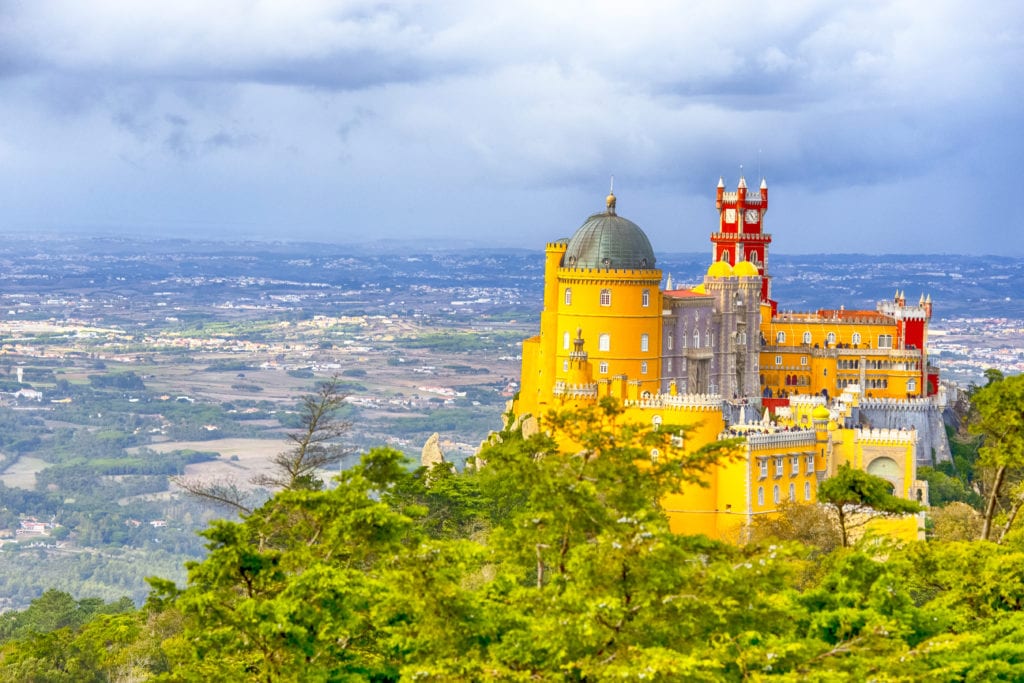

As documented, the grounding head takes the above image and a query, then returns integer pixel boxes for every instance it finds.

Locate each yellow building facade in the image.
[513,185,928,542]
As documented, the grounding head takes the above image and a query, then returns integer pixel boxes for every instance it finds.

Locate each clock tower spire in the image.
[710,175,774,308]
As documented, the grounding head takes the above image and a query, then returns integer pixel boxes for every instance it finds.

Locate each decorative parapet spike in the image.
[853,427,918,444]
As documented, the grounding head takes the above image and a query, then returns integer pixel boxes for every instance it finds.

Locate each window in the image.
[599,334,610,352]
[667,332,674,351]
[789,483,795,501]
[600,289,611,307]
[641,289,650,307]
[805,481,811,501]
[737,331,747,345]
[707,331,714,348]
[599,361,608,374]
[802,331,812,344]
[650,449,659,462]
[757,486,765,506]
[800,356,808,366]
[826,332,836,345]
[852,332,862,345]
[564,288,572,305]
[775,457,784,477]
[775,355,782,365]
[878,334,893,348]
[773,485,780,504]
[640,361,648,374]
[652,416,662,431]
[791,455,800,476]
[806,453,815,474]
[907,378,917,393]
[563,331,570,350]
[640,333,649,352]
[693,330,700,348]
[666,358,673,372]
[759,459,768,479]
[563,360,569,371]
[776,331,786,344]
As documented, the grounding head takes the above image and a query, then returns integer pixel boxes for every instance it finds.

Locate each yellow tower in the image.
[518,192,663,417]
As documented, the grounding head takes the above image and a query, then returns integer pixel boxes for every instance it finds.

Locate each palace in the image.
[513,179,944,541]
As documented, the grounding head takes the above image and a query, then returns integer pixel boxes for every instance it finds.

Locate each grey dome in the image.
[562,211,656,271]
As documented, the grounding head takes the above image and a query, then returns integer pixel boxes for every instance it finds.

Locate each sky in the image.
[1,1,1022,255]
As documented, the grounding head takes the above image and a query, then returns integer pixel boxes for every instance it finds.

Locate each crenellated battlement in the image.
[552,381,598,398]
[788,395,827,408]
[854,427,917,444]
[625,393,722,412]
[859,397,934,411]
[720,193,765,205]
[737,430,818,450]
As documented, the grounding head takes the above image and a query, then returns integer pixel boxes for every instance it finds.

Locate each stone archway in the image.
[866,456,903,496]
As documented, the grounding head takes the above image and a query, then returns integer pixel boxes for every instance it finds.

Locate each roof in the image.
[562,202,656,271]
[664,288,711,299]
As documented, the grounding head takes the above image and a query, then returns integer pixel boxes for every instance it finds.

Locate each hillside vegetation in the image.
[3,394,1024,681]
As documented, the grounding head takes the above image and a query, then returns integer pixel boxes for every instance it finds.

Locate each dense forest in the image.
[1,375,1024,680]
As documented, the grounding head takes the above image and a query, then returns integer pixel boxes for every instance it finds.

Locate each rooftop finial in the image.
[606,175,617,215]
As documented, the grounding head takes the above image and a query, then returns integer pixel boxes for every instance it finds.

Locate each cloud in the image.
[0,1,1022,253]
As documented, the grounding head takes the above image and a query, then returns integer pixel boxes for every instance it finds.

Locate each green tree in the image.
[817,464,922,547]
[970,373,1024,541]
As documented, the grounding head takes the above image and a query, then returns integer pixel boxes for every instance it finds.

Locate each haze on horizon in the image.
[1,1,1021,255]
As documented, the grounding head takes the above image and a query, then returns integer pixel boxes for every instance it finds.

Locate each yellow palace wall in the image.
[760,310,925,400]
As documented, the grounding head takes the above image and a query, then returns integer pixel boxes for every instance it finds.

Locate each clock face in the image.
[725,208,736,222]
[745,209,759,223]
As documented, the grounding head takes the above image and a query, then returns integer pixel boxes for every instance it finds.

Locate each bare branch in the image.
[172,476,253,515]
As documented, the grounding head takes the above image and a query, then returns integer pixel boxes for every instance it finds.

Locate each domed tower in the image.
[521,191,663,415]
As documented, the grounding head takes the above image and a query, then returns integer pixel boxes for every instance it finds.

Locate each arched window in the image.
[563,331,570,350]
[693,330,700,348]
[804,481,811,500]
[776,331,786,344]
[598,334,610,352]
[789,483,795,501]
[640,333,649,353]
[852,332,862,345]
[757,486,764,506]
[564,288,572,305]
[802,331,812,344]
[563,360,568,371]
[598,361,608,374]
[652,415,662,431]
[600,289,612,307]
[826,332,836,345]
[721,250,731,264]
[641,289,650,307]
[667,332,674,351]
[640,361,648,374]
[773,485,780,504]
[650,449,659,463]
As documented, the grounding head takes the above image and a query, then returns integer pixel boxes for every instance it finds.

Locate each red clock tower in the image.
[712,175,774,308]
